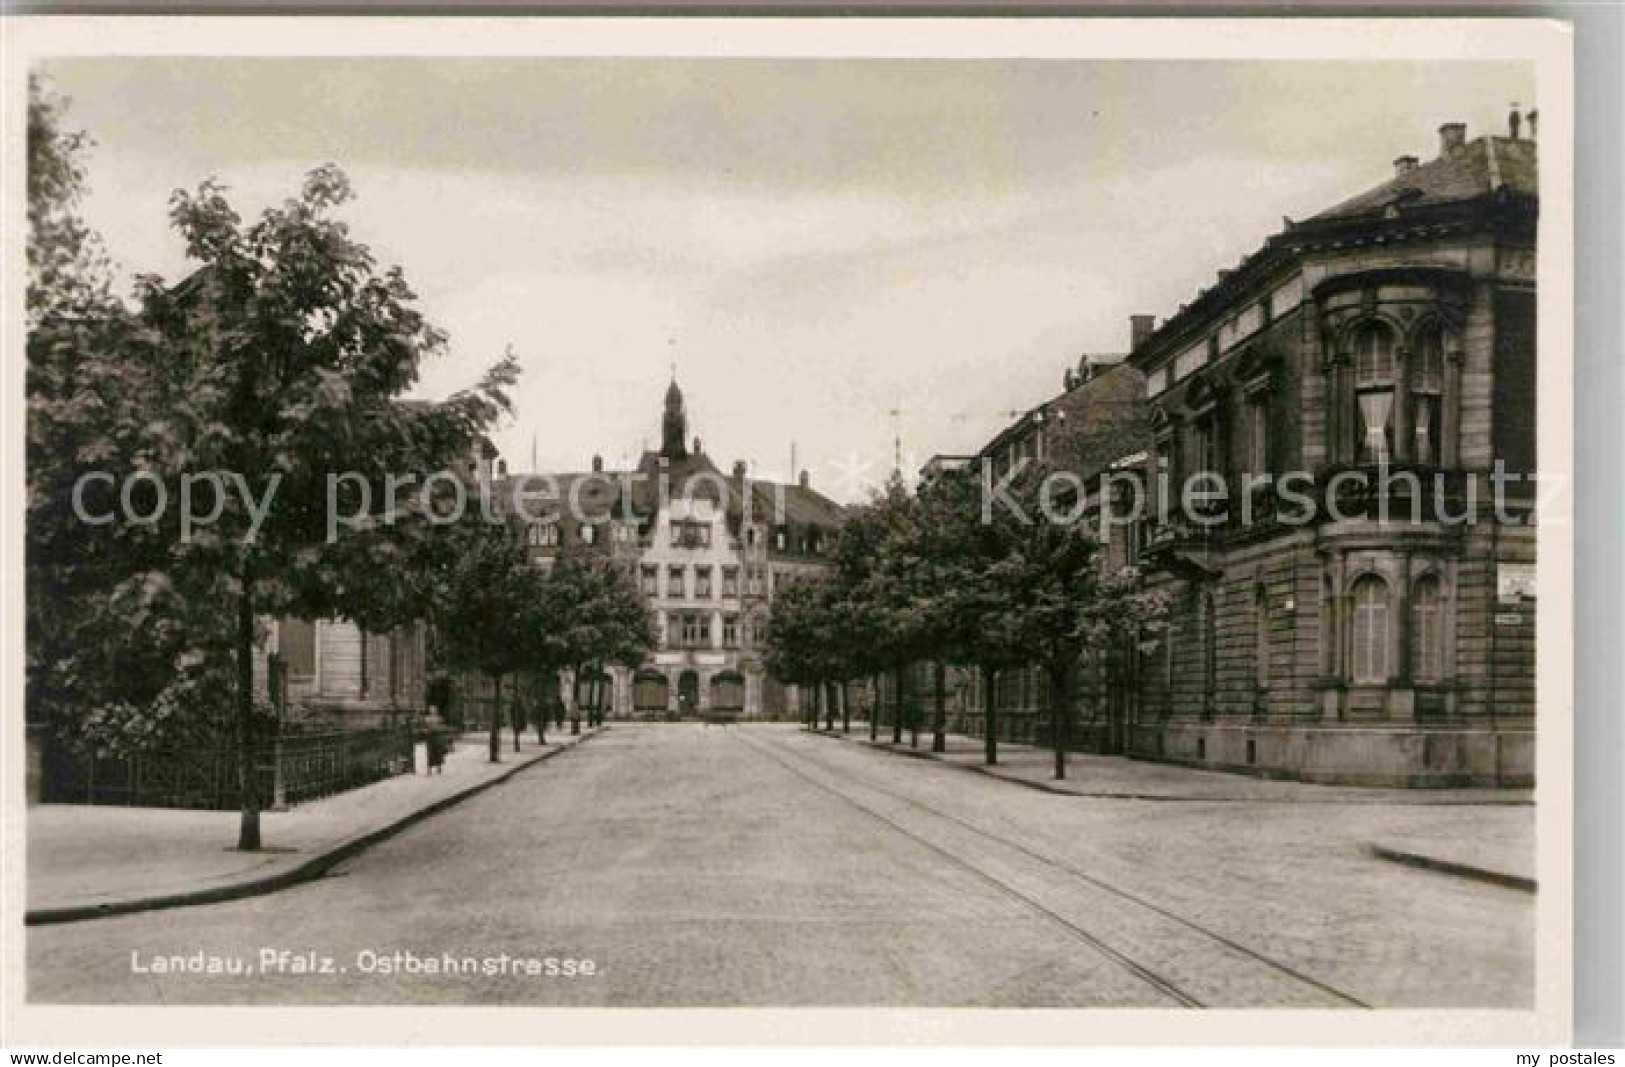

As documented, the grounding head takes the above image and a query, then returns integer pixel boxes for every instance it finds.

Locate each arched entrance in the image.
[710,670,745,712]
[677,670,700,716]
[633,669,669,716]
[574,668,611,721]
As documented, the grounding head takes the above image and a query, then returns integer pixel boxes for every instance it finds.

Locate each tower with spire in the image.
[661,375,689,460]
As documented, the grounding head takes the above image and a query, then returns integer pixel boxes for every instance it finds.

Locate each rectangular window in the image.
[747,567,764,596]
[670,520,711,548]
[1247,396,1269,477]
[679,613,711,647]
[667,566,685,597]
[278,619,316,679]
[695,566,713,598]
[641,565,658,596]
[723,615,739,648]
[721,566,739,597]
[1190,417,1214,479]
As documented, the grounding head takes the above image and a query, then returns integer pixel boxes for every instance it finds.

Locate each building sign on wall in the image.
[1497,563,1537,604]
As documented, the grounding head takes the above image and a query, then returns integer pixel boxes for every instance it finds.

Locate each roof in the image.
[1132,133,1539,367]
[494,450,845,534]
[980,359,1147,460]
[1310,137,1538,224]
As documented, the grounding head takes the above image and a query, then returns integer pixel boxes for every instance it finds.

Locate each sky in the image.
[42,58,1534,502]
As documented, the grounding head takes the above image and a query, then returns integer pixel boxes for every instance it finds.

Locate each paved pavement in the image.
[25,724,1533,1008]
[825,725,1534,805]
[28,729,595,920]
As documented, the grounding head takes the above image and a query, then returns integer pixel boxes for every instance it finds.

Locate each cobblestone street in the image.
[26,724,1534,1007]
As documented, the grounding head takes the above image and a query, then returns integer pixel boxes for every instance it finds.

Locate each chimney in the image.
[591,454,603,473]
[1438,122,1467,157]
[496,458,507,477]
[1508,104,1522,141]
[1130,314,1156,351]
[798,470,809,489]
[1393,154,1419,178]
[1527,109,1539,141]
[692,436,703,455]
[733,460,747,479]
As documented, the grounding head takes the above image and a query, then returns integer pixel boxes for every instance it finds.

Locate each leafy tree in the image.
[540,551,655,734]
[812,484,909,742]
[26,77,247,770]
[27,98,518,848]
[762,574,837,728]
[26,74,112,326]
[925,412,1166,778]
[427,515,550,764]
[899,466,1033,765]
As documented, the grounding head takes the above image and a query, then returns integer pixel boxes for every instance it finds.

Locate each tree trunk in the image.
[570,666,582,735]
[1050,659,1074,781]
[841,681,851,734]
[891,667,904,745]
[235,566,261,852]
[488,672,503,763]
[909,669,920,749]
[869,676,878,741]
[825,682,837,732]
[933,659,947,754]
[535,698,547,746]
[983,664,998,766]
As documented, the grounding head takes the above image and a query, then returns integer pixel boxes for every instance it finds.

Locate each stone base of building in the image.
[1125,721,1534,788]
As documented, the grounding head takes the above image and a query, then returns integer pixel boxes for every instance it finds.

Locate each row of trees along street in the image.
[427,522,656,764]
[765,426,1169,781]
[25,75,652,851]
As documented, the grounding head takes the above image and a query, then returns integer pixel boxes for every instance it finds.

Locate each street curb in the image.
[1369,843,1536,892]
[805,727,1535,807]
[25,729,602,927]
[808,728,1093,797]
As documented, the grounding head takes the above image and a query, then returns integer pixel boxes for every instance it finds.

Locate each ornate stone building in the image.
[1122,116,1538,785]
[506,378,845,719]
[932,113,1537,787]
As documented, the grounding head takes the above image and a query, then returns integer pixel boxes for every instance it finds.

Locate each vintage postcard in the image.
[2,15,1574,1048]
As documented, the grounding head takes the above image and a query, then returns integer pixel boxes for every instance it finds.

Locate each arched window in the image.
[1352,324,1397,464]
[1412,324,1446,465]
[1411,574,1446,683]
[1350,574,1391,684]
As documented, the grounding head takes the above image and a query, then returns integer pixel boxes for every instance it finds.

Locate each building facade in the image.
[504,378,845,720]
[1120,118,1536,786]
[935,115,1537,787]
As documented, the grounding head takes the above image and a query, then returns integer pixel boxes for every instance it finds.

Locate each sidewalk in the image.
[26,727,599,925]
[816,723,1534,806]
[816,724,1534,891]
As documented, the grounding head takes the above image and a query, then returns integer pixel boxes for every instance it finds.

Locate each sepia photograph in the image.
[3,15,1575,1048]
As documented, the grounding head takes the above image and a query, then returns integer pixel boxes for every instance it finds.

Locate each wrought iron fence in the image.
[41,725,416,811]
